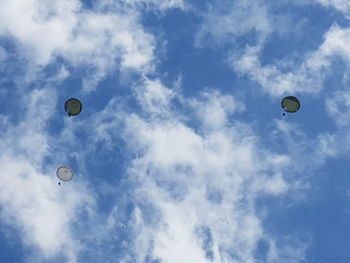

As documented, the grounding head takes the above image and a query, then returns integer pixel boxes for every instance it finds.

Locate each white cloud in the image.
[232,37,332,96]
[123,119,296,262]
[0,0,158,91]
[195,0,272,48]
[0,1,336,262]
[315,89,350,159]
[194,1,350,97]
[316,0,350,16]
[189,90,245,130]
[0,87,94,262]
[112,84,303,263]
[317,132,340,159]
[266,237,309,263]
[150,0,185,10]
[0,53,311,263]
[0,158,92,262]
[100,0,186,11]
[326,90,350,127]
[136,78,176,115]
[231,23,350,96]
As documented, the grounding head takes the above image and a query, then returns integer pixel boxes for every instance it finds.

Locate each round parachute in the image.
[64,98,82,117]
[281,96,300,113]
[56,166,73,182]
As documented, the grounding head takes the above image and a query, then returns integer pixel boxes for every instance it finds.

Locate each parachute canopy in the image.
[56,166,73,182]
[65,98,82,116]
[281,96,300,113]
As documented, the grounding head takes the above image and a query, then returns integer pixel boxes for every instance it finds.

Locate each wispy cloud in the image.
[195,0,272,48]
[316,0,350,16]
[0,0,158,91]
[0,87,94,262]
[111,82,304,263]
[1,0,348,262]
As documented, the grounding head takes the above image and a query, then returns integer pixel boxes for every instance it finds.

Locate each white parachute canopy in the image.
[56,166,73,182]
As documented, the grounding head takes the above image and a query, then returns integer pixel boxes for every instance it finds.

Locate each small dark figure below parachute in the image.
[65,98,82,117]
[56,166,73,185]
[281,96,300,116]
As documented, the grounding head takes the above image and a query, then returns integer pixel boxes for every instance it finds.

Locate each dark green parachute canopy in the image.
[56,166,73,182]
[65,98,82,116]
[281,96,300,113]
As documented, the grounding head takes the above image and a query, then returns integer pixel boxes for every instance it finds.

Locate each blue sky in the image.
[1,0,350,262]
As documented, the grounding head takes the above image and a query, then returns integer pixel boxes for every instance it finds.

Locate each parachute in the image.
[281,96,300,115]
[56,166,73,182]
[65,98,82,117]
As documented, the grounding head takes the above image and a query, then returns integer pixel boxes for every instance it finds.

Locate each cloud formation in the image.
[1,0,350,262]
[0,0,158,91]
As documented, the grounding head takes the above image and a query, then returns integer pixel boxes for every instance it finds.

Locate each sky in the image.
[1,0,350,262]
